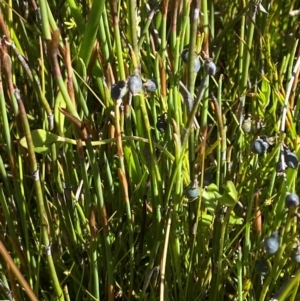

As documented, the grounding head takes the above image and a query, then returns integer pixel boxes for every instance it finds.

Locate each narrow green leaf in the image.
[224,181,238,202]
[218,195,237,207]
[78,0,105,68]
[20,129,61,153]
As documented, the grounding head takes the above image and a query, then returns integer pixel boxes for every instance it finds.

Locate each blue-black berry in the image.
[181,50,201,73]
[264,231,280,254]
[143,78,157,92]
[255,259,270,276]
[285,193,299,208]
[186,185,199,199]
[204,60,216,76]
[181,49,189,63]
[128,75,142,95]
[156,116,167,133]
[193,57,201,73]
[111,80,128,100]
[252,139,268,154]
[285,150,299,169]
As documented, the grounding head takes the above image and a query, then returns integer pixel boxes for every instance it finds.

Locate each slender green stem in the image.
[110,0,126,80]
[78,0,105,68]
[38,0,51,40]
[15,89,65,301]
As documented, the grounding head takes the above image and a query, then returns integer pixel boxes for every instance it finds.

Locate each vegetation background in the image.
[0,0,299,300]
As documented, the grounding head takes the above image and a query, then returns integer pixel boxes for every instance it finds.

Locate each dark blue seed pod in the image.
[181,50,201,73]
[285,150,299,169]
[193,57,201,73]
[204,60,217,76]
[285,193,299,208]
[128,75,142,95]
[252,139,267,154]
[181,49,189,63]
[255,259,270,276]
[156,119,167,133]
[186,186,199,199]
[264,231,280,254]
[111,80,128,100]
[143,78,157,92]
[262,141,269,151]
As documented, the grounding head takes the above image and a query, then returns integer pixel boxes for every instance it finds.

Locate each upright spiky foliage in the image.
[0,1,300,301]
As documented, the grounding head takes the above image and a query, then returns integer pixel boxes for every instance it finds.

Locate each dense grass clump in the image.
[0,1,300,301]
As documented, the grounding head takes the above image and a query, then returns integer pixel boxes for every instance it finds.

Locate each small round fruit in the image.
[181,49,189,63]
[260,136,270,150]
[285,150,299,169]
[262,141,269,151]
[111,80,128,100]
[186,186,200,199]
[264,231,280,254]
[252,139,268,154]
[285,193,299,208]
[143,78,157,92]
[128,75,142,95]
[255,259,270,276]
[193,57,201,73]
[156,118,167,133]
[204,60,217,76]
[181,50,201,73]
